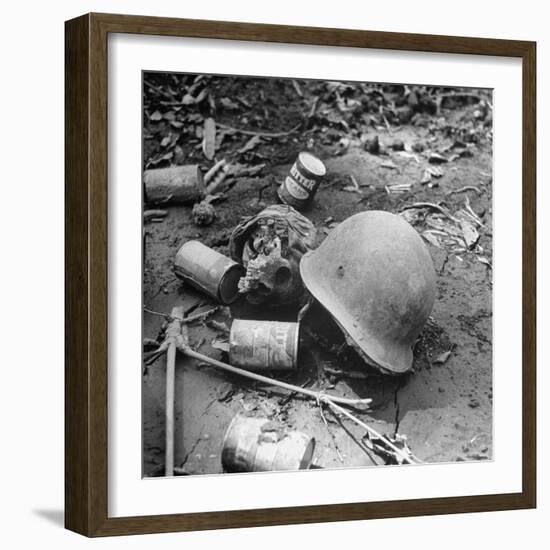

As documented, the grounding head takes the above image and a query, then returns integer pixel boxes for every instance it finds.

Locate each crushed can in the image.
[277,152,326,210]
[221,414,315,472]
[229,319,299,370]
[174,241,245,304]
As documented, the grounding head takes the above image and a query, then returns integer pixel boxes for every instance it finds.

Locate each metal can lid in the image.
[298,152,326,177]
[218,263,245,304]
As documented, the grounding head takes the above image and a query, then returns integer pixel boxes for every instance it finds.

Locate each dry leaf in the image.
[380,160,398,170]
[428,166,443,178]
[434,350,452,364]
[238,135,262,155]
[211,339,230,353]
[202,118,216,160]
[422,231,441,248]
[428,152,448,164]
[460,219,479,249]
[220,97,239,110]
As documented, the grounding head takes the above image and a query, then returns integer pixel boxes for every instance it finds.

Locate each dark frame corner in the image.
[65,12,536,537]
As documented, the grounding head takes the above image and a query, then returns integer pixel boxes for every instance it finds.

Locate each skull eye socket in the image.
[275,266,292,287]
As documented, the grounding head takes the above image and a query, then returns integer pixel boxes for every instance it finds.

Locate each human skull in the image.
[230,205,316,307]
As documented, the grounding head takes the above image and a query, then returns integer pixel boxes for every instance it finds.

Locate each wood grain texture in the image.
[64,12,537,537]
[65,14,90,535]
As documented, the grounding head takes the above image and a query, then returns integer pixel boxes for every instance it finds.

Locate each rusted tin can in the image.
[144,165,205,205]
[221,414,315,473]
[229,319,299,370]
[174,241,245,304]
[277,152,326,210]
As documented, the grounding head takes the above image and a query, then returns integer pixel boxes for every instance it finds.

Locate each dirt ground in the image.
[142,75,493,475]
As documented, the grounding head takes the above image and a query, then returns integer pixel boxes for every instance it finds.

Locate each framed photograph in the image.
[65,13,536,536]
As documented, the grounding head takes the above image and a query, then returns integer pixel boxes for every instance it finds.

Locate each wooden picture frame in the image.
[65,12,536,537]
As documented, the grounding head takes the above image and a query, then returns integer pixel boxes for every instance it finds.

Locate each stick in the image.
[326,401,416,465]
[179,346,372,408]
[165,339,176,476]
[216,122,301,138]
[164,306,185,476]
[183,307,219,324]
[445,185,481,196]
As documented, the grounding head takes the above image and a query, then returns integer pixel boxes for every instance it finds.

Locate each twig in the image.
[318,400,344,463]
[326,401,417,465]
[180,345,372,408]
[183,307,219,324]
[464,196,484,227]
[292,79,303,98]
[350,175,360,191]
[144,80,172,100]
[400,202,460,224]
[144,306,219,325]
[307,96,320,120]
[144,343,168,366]
[143,337,160,349]
[382,114,393,135]
[445,185,482,196]
[144,307,170,319]
[216,122,301,138]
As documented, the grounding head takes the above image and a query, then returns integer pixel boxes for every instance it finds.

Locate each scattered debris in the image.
[385,183,412,194]
[363,432,417,465]
[423,166,444,182]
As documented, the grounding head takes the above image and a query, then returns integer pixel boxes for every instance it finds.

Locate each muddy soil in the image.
[142,76,493,475]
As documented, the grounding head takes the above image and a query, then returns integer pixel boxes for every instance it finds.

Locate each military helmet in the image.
[300,210,436,374]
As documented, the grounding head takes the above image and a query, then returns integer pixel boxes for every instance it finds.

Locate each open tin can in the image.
[229,319,299,370]
[174,241,245,304]
[277,152,326,210]
[222,414,315,472]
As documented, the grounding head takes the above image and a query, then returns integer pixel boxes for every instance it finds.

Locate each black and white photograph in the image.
[141,71,493,477]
